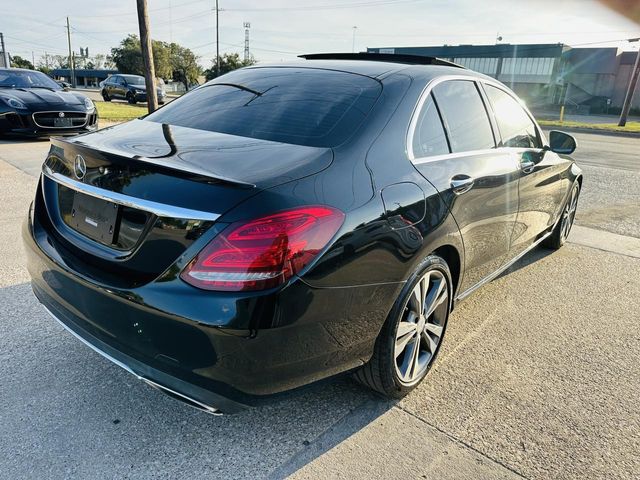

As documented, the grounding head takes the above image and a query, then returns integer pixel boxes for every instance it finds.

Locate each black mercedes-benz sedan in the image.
[0,68,98,137]
[23,53,582,414]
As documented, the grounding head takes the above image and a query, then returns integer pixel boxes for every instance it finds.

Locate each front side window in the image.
[145,67,382,148]
[484,84,541,148]
[122,75,145,85]
[432,80,495,153]
[412,94,449,158]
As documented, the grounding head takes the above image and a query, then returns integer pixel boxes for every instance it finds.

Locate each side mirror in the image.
[547,130,577,155]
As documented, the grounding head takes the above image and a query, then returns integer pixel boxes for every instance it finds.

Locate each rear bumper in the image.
[38,294,229,414]
[23,204,395,412]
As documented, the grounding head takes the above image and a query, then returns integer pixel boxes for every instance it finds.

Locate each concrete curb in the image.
[569,225,640,258]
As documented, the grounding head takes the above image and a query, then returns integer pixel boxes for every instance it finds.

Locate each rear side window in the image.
[432,80,495,153]
[412,94,450,158]
[145,68,382,147]
[484,84,541,148]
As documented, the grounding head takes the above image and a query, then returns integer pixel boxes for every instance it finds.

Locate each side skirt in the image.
[454,230,552,303]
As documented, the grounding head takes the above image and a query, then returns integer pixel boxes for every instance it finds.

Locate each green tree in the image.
[204,53,256,80]
[169,43,201,91]
[50,55,69,69]
[111,34,172,79]
[10,55,34,70]
[37,65,52,75]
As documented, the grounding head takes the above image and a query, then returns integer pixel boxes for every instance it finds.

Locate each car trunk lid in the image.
[36,120,333,287]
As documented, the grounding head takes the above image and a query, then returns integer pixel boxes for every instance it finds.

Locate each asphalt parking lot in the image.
[0,129,639,479]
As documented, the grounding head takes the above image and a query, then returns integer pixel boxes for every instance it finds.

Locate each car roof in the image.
[248,60,488,83]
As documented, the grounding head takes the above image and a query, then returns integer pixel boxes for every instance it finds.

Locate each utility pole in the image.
[243,22,250,62]
[618,37,640,127]
[215,0,220,77]
[136,0,158,112]
[0,33,9,68]
[32,51,35,69]
[66,17,76,87]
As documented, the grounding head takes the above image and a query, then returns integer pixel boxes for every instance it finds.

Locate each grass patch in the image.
[538,119,640,133]
[95,102,148,122]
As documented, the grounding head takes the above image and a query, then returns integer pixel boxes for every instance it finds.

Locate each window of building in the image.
[455,57,499,75]
[501,57,555,76]
[411,94,450,158]
[432,80,495,153]
[484,84,541,148]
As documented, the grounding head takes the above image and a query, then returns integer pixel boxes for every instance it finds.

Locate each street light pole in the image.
[215,0,220,77]
[352,26,357,53]
[618,37,640,127]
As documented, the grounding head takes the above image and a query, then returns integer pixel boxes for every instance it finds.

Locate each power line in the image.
[3,33,67,51]
[199,40,298,58]
[1,14,67,29]
[224,0,423,12]
[72,8,213,35]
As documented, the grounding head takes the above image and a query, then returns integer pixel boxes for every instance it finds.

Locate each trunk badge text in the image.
[73,154,86,180]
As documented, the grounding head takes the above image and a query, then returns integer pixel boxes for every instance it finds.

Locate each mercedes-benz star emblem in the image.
[74,154,87,180]
[58,112,65,118]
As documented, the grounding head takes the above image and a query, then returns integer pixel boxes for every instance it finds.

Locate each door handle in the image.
[450,175,474,195]
[521,159,535,174]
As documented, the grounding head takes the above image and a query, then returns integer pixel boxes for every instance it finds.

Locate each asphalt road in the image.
[0,129,639,479]
[555,130,640,172]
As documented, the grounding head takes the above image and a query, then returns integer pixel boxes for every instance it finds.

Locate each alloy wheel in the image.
[394,269,449,385]
[560,184,579,241]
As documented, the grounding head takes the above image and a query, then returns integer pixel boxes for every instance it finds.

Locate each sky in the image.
[3,0,639,69]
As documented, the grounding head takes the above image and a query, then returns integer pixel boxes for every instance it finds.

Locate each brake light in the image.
[180,206,345,291]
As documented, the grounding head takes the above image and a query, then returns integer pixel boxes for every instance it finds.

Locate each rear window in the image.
[145,67,382,147]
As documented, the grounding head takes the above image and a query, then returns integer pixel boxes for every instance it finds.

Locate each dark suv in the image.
[101,74,166,104]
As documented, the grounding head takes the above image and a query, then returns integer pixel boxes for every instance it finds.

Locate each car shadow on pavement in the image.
[494,245,556,282]
[0,281,393,479]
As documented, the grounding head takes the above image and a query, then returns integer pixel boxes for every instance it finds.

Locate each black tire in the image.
[543,181,580,250]
[127,92,136,104]
[101,90,111,102]
[354,255,452,398]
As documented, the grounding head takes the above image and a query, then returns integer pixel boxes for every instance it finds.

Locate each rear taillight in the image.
[180,205,345,291]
